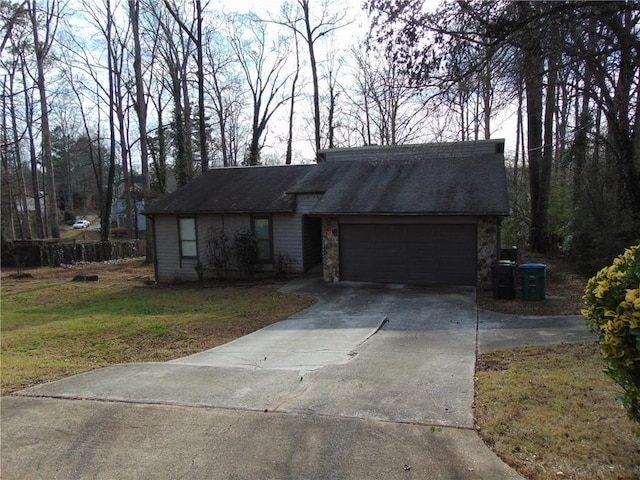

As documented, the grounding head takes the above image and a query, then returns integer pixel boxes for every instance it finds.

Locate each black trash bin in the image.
[491,260,516,300]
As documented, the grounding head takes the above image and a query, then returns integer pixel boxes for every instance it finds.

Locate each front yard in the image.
[2,257,639,479]
[0,260,315,394]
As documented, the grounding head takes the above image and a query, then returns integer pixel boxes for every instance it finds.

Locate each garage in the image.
[340,223,477,285]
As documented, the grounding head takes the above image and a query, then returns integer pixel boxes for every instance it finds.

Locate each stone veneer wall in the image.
[477,216,499,289]
[322,217,340,282]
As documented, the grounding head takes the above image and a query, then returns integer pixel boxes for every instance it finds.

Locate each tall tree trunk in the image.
[195,0,207,172]
[327,68,337,148]
[573,25,593,199]
[538,50,558,252]
[514,78,523,193]
[29,0,59,238]
[211,74,229,166]
[154,93,168,193]
[286,32,300,165]
[482,57,492,140]
[102,0,117,242]
[114,58,134,238]
[8,70,32,238]
[1,157,17,240]
[301,0,322,160]
[1,87,16,240]
[169,59,189,186]
[163,0,206,172]
[129,0,153,260]
[523,48,545,252]
[605,11,640,215]
[21,63,45,238]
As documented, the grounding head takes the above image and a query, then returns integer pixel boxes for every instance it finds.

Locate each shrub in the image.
[63,210,76,225]
[194,261,205,281]
[274,254,294,279]
[233,228,259,278]
[583,244,640,428]
[205,227,230,279]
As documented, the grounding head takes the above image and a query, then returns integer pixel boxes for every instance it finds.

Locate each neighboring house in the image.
[110,196,146,237]
[144,139,509,287]
[111,177,146,237]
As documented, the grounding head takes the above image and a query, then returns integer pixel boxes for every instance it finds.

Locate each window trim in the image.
[178,216,198,262]
[251,215,273,264]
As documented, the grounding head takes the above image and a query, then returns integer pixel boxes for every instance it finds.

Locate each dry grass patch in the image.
[1,260,315,394]
[476,342,640,480]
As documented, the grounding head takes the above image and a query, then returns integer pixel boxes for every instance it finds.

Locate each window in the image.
[179,217,197,258]
[252,216,272,263]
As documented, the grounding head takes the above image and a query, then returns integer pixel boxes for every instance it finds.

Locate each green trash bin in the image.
[519,263,546,300]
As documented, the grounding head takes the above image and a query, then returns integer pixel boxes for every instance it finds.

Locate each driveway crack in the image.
[355,316,388,347]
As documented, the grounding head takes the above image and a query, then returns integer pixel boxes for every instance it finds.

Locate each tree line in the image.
[2,0,638,267]
[368,0,640,266]
[1,0,435,246]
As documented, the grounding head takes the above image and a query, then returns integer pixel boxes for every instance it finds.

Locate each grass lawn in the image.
[476,342,640,480]
[1,260,315,394]
[3,257,640,479]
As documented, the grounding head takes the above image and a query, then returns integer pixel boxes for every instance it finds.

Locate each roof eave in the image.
[308,211,510,216]
[143,208,296,216]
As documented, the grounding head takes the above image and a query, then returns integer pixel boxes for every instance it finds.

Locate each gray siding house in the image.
[144,139,509,287]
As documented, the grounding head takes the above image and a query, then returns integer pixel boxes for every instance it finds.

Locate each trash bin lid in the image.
[519,263,546,269]
[493,260,516,265]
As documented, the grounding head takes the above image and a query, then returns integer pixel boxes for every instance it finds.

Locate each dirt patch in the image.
[2,260,154,286]
[476,358,509,372]
[7,272,34,280]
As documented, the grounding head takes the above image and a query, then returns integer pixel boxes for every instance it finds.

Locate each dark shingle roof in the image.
[144,141,509,217]
[290,154,509,216]
[318,139,504,162]
[144,164,314,214]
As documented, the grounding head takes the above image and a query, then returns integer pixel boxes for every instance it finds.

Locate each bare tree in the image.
[273,0,348,161]
[151,1,195,186]
[202,20,245,167]
[163,0,209,173]
[345,45,430,146]
[1,76,17,240]
[1,11,33,239]
[19,46,46,238]
[228,14,292,166]
[129,0,153,259]
[28,0,60,238]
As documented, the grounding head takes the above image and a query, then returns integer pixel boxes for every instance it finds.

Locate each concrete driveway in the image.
[2,276,532,479]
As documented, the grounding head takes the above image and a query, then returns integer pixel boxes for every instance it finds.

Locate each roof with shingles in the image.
[144,141,509,216]
[144,164,314,214]
[290,155,509,215]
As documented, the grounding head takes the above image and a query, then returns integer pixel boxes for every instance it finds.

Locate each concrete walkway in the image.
[1,275,595,479]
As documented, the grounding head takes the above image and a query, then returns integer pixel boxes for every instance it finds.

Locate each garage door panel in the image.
[340,224,476,285]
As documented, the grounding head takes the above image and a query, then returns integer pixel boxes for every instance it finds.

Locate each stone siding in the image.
[477,217,499,289]
[322,217,340,282]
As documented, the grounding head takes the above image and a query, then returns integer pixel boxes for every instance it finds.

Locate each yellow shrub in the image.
[583,244,640,427]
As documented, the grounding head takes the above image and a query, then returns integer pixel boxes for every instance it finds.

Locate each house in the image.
[143,139,509,287]
[110,177,147,237]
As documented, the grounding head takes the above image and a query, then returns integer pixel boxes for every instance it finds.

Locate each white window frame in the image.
[178,217,197,260]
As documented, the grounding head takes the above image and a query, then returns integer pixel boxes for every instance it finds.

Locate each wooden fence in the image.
[1,239,142,268]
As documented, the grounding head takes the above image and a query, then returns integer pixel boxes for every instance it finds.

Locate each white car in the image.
[72,220,90,229]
